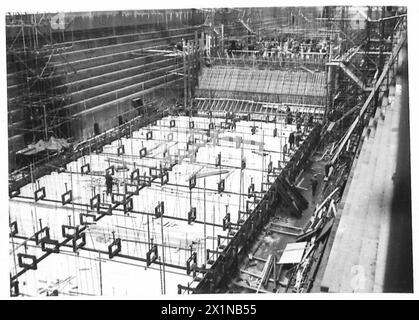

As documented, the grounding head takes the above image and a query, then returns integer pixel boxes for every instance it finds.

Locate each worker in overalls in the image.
[105,172,113,196]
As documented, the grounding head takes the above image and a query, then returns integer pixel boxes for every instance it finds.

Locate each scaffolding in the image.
[7,13,74,139]
[7,6,408,296]
[7,13,75,173]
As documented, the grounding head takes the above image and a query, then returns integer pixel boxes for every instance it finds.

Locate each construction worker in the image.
[288,131,295,150]
[303,114,309,133]
[310,175,319,199]
[308,113,314,127]
[286,111,293,125]
[296,117,302,132]
[296,111,301,123]
[105,172,113,196]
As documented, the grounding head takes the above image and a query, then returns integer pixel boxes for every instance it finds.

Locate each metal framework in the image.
[8,6,408,296]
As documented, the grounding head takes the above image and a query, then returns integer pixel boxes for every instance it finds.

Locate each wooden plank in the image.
[270,228,301,237]
[271,222,303,231]
[231,280,271,293]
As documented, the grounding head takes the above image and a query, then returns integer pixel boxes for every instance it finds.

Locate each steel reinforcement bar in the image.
[189,124,321,294]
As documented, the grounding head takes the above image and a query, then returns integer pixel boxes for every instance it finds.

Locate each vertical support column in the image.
[194,31,199,87]
[200,31,205,54]
[206,34,211,56]
[390,17,394,50]
[191,41,196,98]
[375,6,386,109]
[325,50,335,124]
[221,24,224,54]
[363,6,372,85]
[187,42,193,113]
[200,31,205,68]
[183,48,188,109]
[160,212,166,294]
[340,6,347,55]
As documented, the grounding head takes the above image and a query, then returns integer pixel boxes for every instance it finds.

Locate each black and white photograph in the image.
[2,1,416,300]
